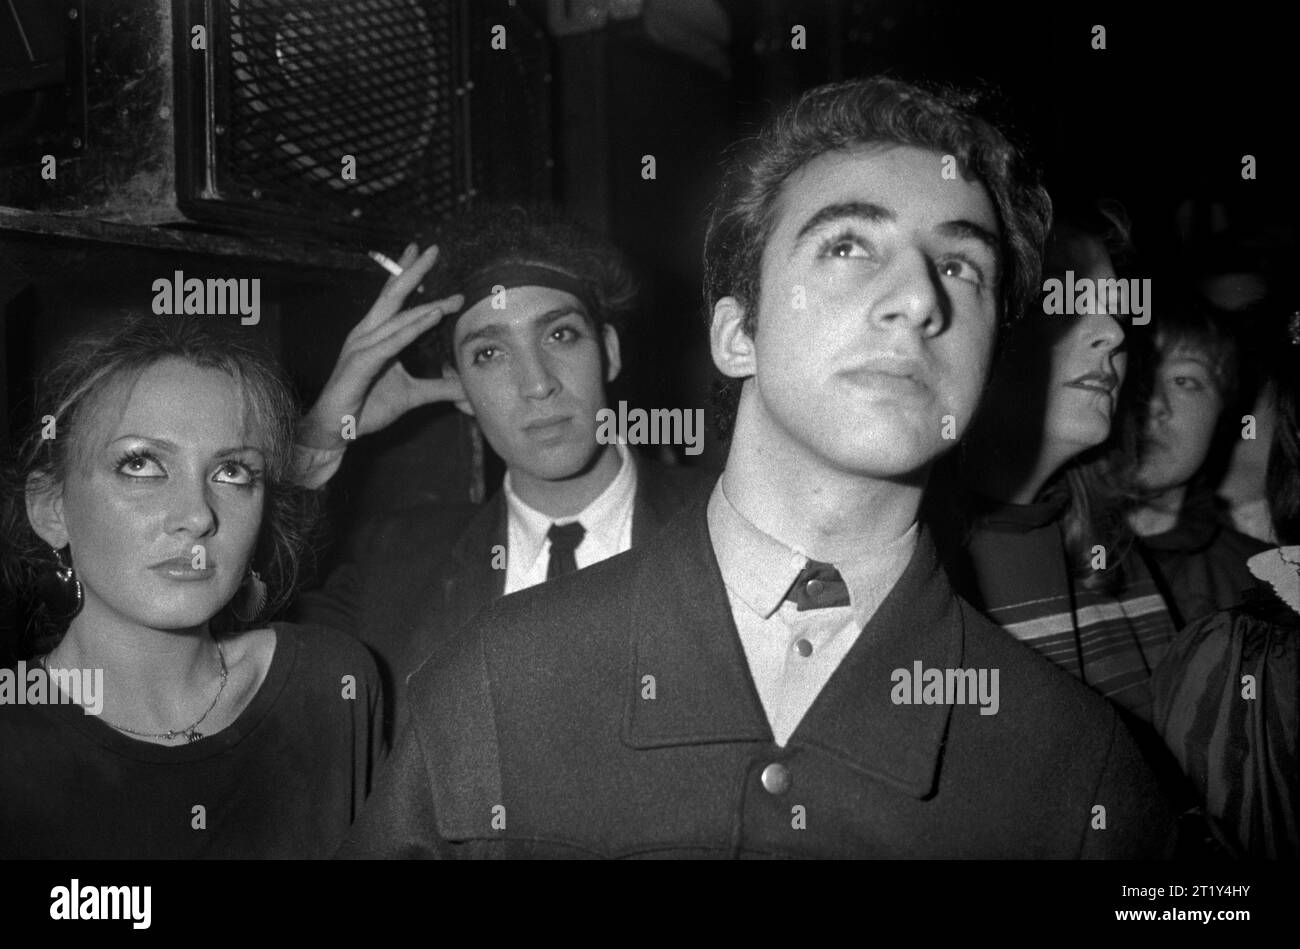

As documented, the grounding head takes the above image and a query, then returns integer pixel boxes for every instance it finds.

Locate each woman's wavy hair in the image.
[1030,200,1143,593]
[702,74,1053,439]
[0,315,319,649]
[931,197,1143,594]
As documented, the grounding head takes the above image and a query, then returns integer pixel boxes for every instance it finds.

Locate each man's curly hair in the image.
[403,203,639,375]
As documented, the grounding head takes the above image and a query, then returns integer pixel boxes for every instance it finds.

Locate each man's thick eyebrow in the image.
[794,202,894,243]
[936,219,1001,257]
[457,306,590,349]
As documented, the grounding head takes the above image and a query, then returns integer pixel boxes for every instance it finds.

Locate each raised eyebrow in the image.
[111,437,262,458]
[1164,354,1214,372]
[935,220,1001,260]
[794,202,895,246]
[459,305,592,353]
[214,446,266,460]
[536,305,591,327]
[110,435,178,452]
[456,323,507,351]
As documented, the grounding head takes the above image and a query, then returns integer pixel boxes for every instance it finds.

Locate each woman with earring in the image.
[0,316,383,858]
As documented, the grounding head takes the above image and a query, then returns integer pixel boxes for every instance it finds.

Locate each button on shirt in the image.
[503,443,638,595]
[707,481,919,746]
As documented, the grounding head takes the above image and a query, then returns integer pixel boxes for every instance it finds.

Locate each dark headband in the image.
[459,262,599,320]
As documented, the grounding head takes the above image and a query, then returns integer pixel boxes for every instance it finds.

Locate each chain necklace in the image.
[39,640,229,744]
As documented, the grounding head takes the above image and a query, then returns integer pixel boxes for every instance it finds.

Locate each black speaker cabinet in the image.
[0,0,552,243]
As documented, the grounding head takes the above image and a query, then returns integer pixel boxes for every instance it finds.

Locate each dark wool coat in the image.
[295,459,714,738]
[342,496,1177,858]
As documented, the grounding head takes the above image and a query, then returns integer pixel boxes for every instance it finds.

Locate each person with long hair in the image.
[933,198,1179,725]
[0,316,383,858]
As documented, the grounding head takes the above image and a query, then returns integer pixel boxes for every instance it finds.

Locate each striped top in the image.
[954,495,1178,723]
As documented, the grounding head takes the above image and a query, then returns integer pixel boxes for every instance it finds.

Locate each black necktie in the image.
[784,560,851,611]
[546,521,586,579]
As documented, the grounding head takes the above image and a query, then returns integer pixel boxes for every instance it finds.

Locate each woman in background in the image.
[934,198,1177,724]
[1124,289,1269,628]
[0,316,383,858]
[1152,319,1300,859]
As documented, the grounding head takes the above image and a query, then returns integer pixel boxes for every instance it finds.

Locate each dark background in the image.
[2,0,1295,654]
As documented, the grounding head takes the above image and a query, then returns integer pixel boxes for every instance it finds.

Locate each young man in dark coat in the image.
[342,77,1178,858]
[292,207,713,737]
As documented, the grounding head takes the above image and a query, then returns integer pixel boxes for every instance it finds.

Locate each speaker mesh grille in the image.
[221,0,460,224]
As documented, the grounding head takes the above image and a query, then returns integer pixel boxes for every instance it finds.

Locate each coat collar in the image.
[622,495,964,799]
[443,492,508,624]
[630,456,702,545]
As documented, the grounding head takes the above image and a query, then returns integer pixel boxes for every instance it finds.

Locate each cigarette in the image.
[368,250,404,276]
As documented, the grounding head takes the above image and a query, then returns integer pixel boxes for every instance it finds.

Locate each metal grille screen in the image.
[217,0,462,227]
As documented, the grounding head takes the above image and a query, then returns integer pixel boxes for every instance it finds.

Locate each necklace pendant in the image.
[185,730,202,743]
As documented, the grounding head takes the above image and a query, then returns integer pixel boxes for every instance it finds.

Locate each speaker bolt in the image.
[252,189,263,199]
[68,8,78,19]
[215,124,226,136]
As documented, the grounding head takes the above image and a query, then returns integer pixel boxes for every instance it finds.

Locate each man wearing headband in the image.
[292,204,713,738]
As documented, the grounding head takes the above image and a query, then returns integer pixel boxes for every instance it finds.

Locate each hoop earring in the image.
[36,545,84,621]
[231,568,268,624]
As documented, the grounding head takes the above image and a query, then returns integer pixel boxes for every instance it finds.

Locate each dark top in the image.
[1153,587,1299,859]
[1139,485,1272,630]
[293,456,715,740]
[341,496,1177,859]
[0,623,383,859]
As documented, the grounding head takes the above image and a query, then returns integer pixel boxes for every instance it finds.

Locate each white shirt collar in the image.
[706,478,918,630]
[503,442,638,576]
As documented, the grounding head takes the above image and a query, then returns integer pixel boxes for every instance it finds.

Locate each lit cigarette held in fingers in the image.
[369,249,427,294]
[368,250,405,276]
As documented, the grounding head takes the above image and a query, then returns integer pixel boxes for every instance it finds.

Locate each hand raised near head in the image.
[298,244,465,451]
